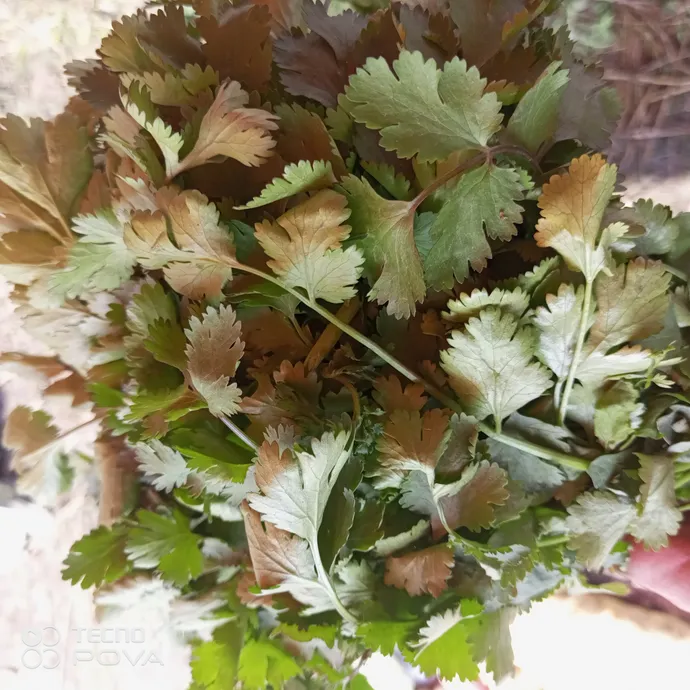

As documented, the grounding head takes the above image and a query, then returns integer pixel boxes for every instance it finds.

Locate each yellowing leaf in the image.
[378,408,449,472]
[384,544,453,597]
[235,160,335,210]
[535,154,619,280]
[441,308,552,425]
[425,164,525,290]
[341,175,425,318]
[587,258,670,353]
[0,113,92,234]
[185,304,245,417]
[125,191,238,299]
[255,190,364,303]
[630,454,681,550]
[342,51,502,162]
[174,81,279,175]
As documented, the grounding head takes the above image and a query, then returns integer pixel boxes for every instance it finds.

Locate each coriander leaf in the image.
[467,607,516,682]
[191,622,244,690]
[566,492,636,570]
[50,210,135,298]
[238,640,301,690]
[185,304,245,417]
[361,161,412,201]
[586,258,670,353]
[248,431,352,544]
[135,439,190,491]
[425,164,525,290]
[3,406,57,458]
[432,460,509,537]
[414,606,480,682]
[173,81,279,175]
[506,62,569,153]
[535,283,592,380]
[342,51,502,161]
[340,175,425,318]
[0,112,91,229]
[126,191,238,299]
[235,160,336,210]
[594,381,644,450]
[445,287,529,324]
[535,154,619,281]
[255,190,364,303]
[384,543,453,597]
[356,621,417,655]
[241,502,316,589]
[62,524,131,588]
[144,318,187,370]
[125,509,203,585]
[276,623,338,646]
[440,308,552,424]
[630,454,681,549]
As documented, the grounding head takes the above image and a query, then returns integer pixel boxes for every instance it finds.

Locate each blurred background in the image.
[1,1,690,689]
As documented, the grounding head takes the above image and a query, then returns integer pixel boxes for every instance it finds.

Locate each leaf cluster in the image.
[1,0,689,688]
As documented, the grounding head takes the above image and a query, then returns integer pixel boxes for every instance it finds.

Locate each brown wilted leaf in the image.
[198,5,273,93]
[432,460,510,538]
[378,408,450,470]
[185,304,245,417]
[250,0,304,33]
[0,230,62,266]
[373,376,426,413]
[255,190,363,303]
[3,406,58,459]
[384,543,453,597]
[173,81,279,174]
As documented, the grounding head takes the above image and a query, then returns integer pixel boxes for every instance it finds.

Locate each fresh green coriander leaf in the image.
[275,623,338,646]
[361,161,413,201]
[507,63,569,153]
[340,175,425,318]
[125,509,203,585]
[356,620,417,655]
[144,318,187,370]
[342,51,502,162]
[191,621,243,690]
[414,605,480,682]
[238,639,301,689]
[235,160,335,209]
[425,164,525,290]
[62,524,131,588]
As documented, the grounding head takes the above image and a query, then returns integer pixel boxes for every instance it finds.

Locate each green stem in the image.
[558,277,593,426]
[662,263,688,282]
[537,534,570,548]
[233,264,590,472]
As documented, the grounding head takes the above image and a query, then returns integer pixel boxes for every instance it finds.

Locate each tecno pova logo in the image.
[21,627,61,669]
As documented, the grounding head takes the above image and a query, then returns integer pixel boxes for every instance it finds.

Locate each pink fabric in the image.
[628,520,690,613]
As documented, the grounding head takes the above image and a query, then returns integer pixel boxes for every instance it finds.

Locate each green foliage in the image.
[0,1,683,687]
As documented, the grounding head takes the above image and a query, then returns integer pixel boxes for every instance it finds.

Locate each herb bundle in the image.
[2,0,690,687]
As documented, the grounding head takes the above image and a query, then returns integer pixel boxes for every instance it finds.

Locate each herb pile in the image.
[2,0,690,686]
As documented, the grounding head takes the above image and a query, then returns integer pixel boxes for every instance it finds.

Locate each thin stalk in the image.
[219,414,258,452]
[232,263,590,471]
[558,278,593,426]
[537,534,570,548]
[662,263,688,282]
[408,152,487,212]
[311,540,358,624]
